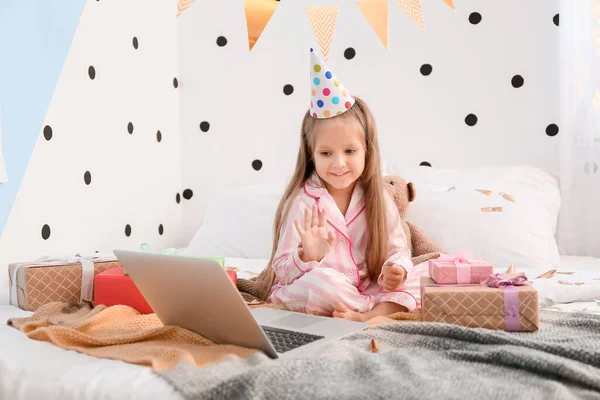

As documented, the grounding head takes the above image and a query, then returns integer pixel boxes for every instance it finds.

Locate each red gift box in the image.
[93,266,153,313]
[93,266,238,314]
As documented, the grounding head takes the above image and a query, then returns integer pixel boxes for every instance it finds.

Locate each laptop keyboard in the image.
[261,326,325,353]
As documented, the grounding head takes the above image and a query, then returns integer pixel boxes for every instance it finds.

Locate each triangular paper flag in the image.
[244,0,280,51]
[395,0,425,32]
[177,0,196,17]
[357,0,389,49]
[305,6,340,61]
[443,0,456,9]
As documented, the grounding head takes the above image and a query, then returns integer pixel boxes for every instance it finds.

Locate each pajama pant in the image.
[268,261,429,316]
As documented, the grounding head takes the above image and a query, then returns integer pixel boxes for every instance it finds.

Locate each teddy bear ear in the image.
[407,182,416,202]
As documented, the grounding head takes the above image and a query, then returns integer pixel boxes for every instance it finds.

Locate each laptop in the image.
[113,250,369,358]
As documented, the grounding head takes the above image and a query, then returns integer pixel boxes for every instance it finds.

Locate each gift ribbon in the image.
[481,273,530,332]
[421,273,530,332]
[9,253,117,307]
[140,243,179,255]
[437,250,475,284]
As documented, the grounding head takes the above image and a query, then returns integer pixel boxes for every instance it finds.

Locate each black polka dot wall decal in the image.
[158,224,164,235]
[132,37,139,49]
[216,36,228,47]
[511,75,524,88]
[465,114,478,126]
[252,159,263,171]
[84,171,92,185]
[157,130,162,142]
[420,161,432,167]
[283,84,294,95]
[183,189,194,200]
[176,193,181,204]
[41,224,51,240]
[199,121,210,132]
[344,47,356,60]
[584,162,599,175]
[43,125,53,141]
[173,77,178,88]
[546,124,559,137]
[88,66,96,80]
[125,224,132,237]
[469,12,482,25]
[554,14,559,26]
[128,122,134,134]
[420,64,433,76]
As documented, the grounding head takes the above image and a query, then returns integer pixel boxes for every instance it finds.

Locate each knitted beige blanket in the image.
[7,302,421,372]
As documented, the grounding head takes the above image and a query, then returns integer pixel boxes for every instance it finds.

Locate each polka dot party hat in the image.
[309,48,355,119]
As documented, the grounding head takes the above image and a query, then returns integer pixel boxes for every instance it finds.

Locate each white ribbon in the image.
[9,253,117,307]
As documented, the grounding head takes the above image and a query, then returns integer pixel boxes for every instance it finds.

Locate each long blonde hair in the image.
[253,97,389,300]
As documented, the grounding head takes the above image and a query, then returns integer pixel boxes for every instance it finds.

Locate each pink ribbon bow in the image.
[437,250,474,265]
[480,273,529,332]
[437,250,475,284]
[481,273,529,288]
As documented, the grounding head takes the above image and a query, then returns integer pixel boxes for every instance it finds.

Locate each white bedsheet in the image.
[530,255,600,314]
[0,306,182,400]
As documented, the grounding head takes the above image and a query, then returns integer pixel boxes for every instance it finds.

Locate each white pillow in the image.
[184,165,562,273]
[182,183,283,259]
[384,165,562,271]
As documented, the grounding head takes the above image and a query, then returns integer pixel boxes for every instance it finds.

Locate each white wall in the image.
[0,0,566,303]
[0,0,181,303]
[178,0,562,242]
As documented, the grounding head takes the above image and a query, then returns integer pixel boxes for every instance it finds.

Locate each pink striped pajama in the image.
[268,174,428,315]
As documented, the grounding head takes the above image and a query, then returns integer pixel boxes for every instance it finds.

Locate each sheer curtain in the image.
[557,0,600,257]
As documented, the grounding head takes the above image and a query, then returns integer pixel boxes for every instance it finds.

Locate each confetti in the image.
[536,269,557,279]
[500,192,516,203]
[481,207,503,212]
[370,338,380,353]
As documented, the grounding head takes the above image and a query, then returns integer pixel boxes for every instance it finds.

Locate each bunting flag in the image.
[305,6,340,61]
[395,0,425,31]
[356,0,389,49]
[176,0,196,17]
[442,0,456,9]
[244,0,280,51]
[395,0,456,31]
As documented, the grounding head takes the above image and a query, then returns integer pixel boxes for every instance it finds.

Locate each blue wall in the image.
[0,0,86,237]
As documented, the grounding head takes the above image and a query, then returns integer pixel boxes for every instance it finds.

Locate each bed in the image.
[2,254,599,399]
[2,166,600,399]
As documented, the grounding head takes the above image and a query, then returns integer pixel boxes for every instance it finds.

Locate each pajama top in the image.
[268,173,421,314]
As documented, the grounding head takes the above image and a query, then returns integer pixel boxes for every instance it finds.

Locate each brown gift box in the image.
[420,275,540,332]
[8,256,121,312]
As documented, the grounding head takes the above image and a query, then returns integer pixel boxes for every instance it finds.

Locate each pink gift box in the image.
[429,251,494,284]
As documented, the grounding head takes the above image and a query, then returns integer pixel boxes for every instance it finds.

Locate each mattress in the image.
[0,255,598,399]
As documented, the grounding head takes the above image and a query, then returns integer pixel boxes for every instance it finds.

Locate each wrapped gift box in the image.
[429,251,494,284]
[420,275,540,332]
[94,266,154,314]
[94,266,238,314]
[8,255,120,312]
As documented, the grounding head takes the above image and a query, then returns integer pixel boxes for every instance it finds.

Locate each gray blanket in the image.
[159,311,600,399]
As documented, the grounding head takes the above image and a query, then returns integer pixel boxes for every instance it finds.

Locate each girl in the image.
[254,49,423,321]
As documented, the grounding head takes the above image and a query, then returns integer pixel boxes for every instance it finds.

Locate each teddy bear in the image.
[383,175,443,266]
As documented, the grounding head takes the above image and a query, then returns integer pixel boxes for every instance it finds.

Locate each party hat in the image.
[309,48,355,119]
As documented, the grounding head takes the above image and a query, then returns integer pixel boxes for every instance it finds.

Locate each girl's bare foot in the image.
[332,302,408,322]
[332,303,368,322]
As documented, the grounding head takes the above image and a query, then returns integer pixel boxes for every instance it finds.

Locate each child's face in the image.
[312,117,366,194]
